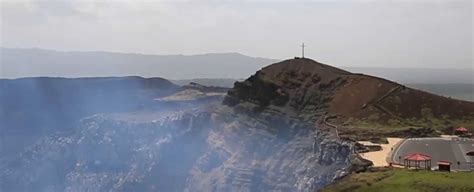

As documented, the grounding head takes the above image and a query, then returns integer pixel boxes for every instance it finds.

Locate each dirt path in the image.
[322,115,339,139]
[358,138,403,167]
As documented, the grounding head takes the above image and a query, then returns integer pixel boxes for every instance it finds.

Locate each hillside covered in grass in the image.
[323,168,474,192]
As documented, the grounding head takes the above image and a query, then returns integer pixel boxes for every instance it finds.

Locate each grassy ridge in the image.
[323,168,474,192]
[343,115,474,135]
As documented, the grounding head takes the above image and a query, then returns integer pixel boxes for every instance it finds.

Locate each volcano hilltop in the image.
[225,58,474,141]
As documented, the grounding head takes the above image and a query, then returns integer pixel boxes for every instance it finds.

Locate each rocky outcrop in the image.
[354,142,383,153]
[157,82,227,103]
[224,58,348,123]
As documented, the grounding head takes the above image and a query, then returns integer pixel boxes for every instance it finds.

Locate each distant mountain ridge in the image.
[2,48,473,84]
[0,48,277,79]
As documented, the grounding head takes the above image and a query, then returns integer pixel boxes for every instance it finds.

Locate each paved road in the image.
[391,137,474,170]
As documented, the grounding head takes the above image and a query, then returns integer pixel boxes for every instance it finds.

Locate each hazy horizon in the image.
[3,47,474,70]
[1,0,473,69]
[2,47,473,84]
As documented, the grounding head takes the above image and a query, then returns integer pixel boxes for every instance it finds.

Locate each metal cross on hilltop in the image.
[301,43,306,58]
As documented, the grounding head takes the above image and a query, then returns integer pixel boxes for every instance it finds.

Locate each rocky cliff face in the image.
[1,59,371,191]
[0,107,364,191]
[186,107,363,191]
[1,109,213,191]
[223,58,348,122]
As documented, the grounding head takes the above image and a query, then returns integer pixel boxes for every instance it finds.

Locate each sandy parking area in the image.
[391,137,474,170]
[358,138,403,167]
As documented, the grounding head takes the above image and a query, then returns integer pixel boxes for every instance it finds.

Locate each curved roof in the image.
[456,127,468,132]
[437,160,451,165]
[404,153,431,161]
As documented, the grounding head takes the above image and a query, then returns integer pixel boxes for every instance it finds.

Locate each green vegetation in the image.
[406,117,474,132]
[323,168,474,192]
[338,115,474,142]
[345,117,412,131]
[344,115,474,134]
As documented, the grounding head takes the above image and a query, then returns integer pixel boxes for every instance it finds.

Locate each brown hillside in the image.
[224,58,474,132]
